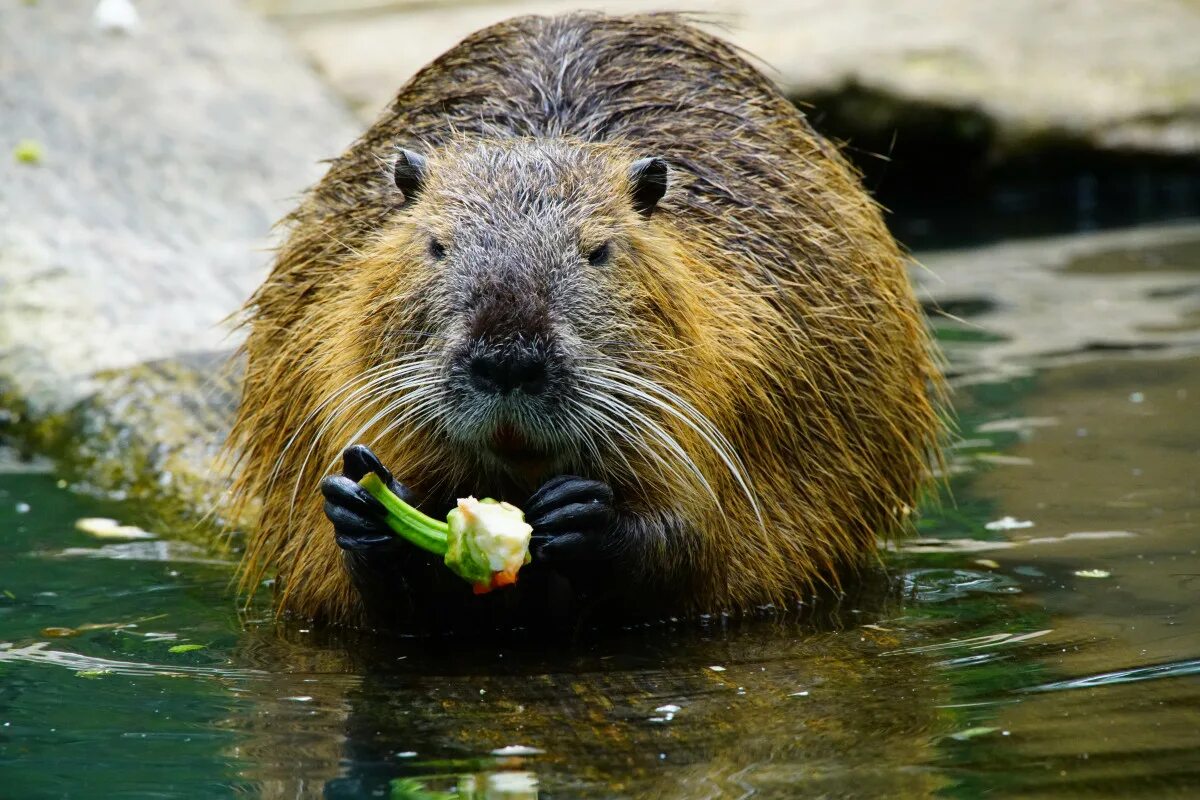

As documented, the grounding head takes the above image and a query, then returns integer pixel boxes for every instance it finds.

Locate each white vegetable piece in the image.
[450,497,532,575]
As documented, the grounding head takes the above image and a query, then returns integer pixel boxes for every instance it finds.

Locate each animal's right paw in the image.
[320,444,414,552]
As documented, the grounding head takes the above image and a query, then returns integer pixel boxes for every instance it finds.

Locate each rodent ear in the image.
[393,149,428,204]
[629,157,669,217]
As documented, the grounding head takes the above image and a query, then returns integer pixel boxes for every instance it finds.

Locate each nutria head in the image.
[355,139,675,478]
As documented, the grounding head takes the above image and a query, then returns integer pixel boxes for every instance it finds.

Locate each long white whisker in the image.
[558,400,608,479]
[583,366,763,525]
[571,398,651,493]
[286,365,440,518]
[325,379,441,461]
[365,390,449,454]
[304,384,441,499]
[580,388,717,503]
[265,358,423,494]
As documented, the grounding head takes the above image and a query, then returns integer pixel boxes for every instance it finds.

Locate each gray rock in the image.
[0,0,357,414]
[256,0,1200,155]
[0,0,356,525]
[60,351,243,528]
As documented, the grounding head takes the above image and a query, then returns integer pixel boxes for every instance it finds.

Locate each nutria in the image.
[227,12,943,628]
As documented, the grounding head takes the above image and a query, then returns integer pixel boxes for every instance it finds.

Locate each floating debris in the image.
[985,516,1035,531]
[490,744,544,757]
[482,771,538,795]
[1074,569,1111,579]
[55,540,231,565]
[975,454,1035,467]
[74,517,156,540]
[75,669,113,679]
[167,644,205,654]
[40,617,162,638]
[649,703,681,723]
[974,558,1001,569]
[14,502,31,514]
[976,417,1059,433]
[894,529,1136,555]
[1027,531,1136,545]
[708,665,726,672]
[949,726,997,741]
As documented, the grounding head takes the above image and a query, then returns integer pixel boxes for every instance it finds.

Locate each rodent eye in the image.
[429,238,446,261]
[587,242,612,267]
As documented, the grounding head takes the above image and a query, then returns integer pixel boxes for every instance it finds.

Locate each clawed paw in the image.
[321,444,414,552]
[525,476,616,563]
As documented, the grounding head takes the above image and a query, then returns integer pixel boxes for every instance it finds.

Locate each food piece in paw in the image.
[356,469,532,594]
[446,497,533,594]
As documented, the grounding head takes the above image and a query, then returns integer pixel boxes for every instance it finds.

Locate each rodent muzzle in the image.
[469,349,548,396]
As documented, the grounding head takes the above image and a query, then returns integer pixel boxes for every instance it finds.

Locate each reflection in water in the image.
[0,226,1198,797]
[226,576,947,798]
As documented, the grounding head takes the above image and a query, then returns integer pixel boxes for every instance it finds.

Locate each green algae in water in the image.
[75,669,113,679]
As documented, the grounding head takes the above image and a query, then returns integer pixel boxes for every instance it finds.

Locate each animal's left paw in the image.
[525,476,617,563]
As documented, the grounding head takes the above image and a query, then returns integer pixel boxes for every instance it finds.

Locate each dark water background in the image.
[1,223,1198,798]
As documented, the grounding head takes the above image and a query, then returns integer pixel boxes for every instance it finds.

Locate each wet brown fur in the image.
[227,13,944,625]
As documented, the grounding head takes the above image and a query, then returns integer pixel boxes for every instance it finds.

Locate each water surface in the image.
[1,225,1198,798]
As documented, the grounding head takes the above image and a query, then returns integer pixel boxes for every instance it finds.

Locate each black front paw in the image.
[320,444,414,552]
[525,476,617,563]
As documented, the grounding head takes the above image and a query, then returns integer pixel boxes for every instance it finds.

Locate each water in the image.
[2,226,1198,798]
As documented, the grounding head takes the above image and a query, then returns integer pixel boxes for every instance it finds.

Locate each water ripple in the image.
[0,641,266,680]
[1024,657,1200,692]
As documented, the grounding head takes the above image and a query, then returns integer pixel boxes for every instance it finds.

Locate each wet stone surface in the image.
[0,0,354,413]
[255,0,1200,156]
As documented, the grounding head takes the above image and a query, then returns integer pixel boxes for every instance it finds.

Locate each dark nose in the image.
[470,351,548,395]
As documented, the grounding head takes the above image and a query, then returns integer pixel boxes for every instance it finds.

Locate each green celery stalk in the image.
[358,472,448,556]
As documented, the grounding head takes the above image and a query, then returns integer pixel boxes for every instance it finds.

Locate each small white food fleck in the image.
[1074,569,1111,579]
[74,517,156,540]
[491,744,544,757]
[709,665,726,672]
[93,0,140,34]
[14,502,30,514]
